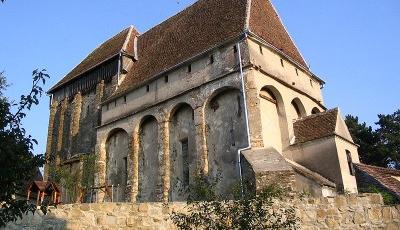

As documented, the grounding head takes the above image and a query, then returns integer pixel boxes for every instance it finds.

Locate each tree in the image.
[345,111,400,169]
[376,110,400,169]
[345,115,382,166]
[0,70,49,227]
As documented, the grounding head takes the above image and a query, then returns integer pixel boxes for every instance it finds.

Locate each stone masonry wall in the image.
[5,194,400,230]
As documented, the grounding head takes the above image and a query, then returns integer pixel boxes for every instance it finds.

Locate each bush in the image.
[171,174,299,230]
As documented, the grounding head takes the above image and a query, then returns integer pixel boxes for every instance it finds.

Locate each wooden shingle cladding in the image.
[49,26,138,94]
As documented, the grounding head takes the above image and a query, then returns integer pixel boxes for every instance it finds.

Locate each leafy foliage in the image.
[0,70,49,227]
[345,110,400,169]
[171,174,299,230]
[359,185,400,205]
[49,154,97,203]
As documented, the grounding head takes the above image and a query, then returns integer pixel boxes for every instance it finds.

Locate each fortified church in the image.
[44,0,360,203]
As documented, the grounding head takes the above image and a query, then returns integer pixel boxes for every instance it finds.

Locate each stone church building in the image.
[44,0,360,203]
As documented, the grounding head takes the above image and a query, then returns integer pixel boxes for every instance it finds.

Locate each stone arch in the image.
[205,88,247,198]
[168,103,196,201]
[105,128,129,202]
[137,115,161,202]
[290,98,307,120]
[311,107,321,114]
[259,86,290,152]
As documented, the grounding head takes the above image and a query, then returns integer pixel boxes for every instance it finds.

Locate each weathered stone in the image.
[368,193,384,205]
[382,207,392,223]
[105,215,117,226]
[368,207,383,222]
[325,216,339,229]
[354,212,366,224]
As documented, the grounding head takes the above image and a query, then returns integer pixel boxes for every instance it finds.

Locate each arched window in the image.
[311,107,321,114]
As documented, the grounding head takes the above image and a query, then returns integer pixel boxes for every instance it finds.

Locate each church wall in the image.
[247,38,323,104]
[101,42,242,125]
[95,65,246,202]
[205,89,247,198]
[248,69,325,153]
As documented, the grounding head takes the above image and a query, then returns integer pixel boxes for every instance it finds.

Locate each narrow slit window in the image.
[295,68,299,76]
[310,79,314,87]
[123,95,127,103]
[280,58,284,67]
[123,157,128,182]
[146,85,150,92]
[164,75,169,83]
[86,105,90,117]
[233,45,237,53]
[346,150,355,176]
[259,45,263,55]
[209,55,214,64]
[181,138,189,187]
[188,64,192,73]
[106,103,109,111]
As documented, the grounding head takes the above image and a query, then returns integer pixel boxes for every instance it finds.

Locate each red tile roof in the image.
[50,0,309,97]
[293,108,338,144]
[355,163,400,197]
[248,0,307,67]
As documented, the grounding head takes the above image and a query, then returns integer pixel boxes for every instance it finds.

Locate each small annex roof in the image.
[287,159,336,188]
[28,181,60,193]
[355,163,400,197]
[49,0,311,99]
[293,108,354,144]
[48,26,139,93]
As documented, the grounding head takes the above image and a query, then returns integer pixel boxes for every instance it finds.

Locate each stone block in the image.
[353,212,366,224]
[325,216,339,229]
[368,194,383,205]
[80,203,91,211]
[386,222,400,230]
[105,215,117,226]
[335,196,347,208]
[368,207,383,222]
[382,207,392,223]
[117,216,127,226]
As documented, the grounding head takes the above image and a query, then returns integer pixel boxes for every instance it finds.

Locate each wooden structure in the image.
[27,181,61,206]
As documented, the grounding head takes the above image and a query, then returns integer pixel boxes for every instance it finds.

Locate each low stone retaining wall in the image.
[4,194,400,229]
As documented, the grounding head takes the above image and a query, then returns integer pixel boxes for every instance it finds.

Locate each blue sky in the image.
[0,0,399,155]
